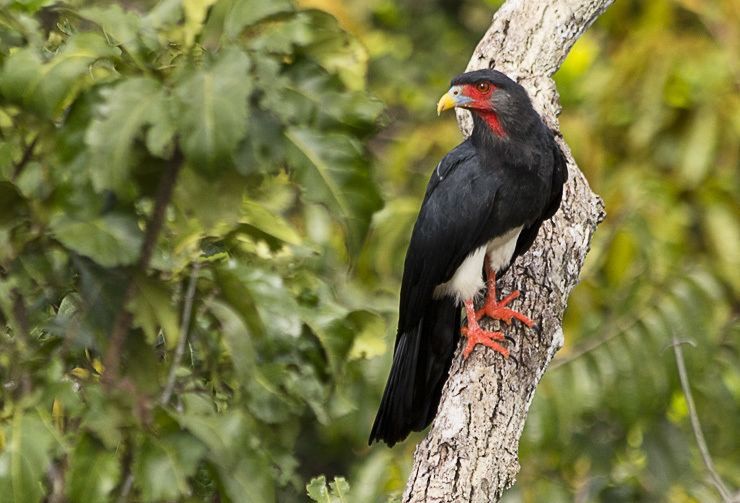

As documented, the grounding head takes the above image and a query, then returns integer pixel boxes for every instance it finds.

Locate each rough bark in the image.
[402,1,611,501]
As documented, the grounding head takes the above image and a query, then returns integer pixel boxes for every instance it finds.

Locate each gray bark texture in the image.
[402,1,612,501]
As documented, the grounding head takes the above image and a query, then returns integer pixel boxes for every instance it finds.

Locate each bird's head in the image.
[437,69,532,138]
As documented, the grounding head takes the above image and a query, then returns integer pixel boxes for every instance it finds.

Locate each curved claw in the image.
[477,262,535,328]
[461,324,508,359]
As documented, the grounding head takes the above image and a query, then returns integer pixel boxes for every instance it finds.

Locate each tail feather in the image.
[369,298,461,446]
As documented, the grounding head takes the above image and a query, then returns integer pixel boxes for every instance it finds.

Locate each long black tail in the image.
[369,297,461,446]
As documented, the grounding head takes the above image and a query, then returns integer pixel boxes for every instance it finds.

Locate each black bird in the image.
[369,69,567,447]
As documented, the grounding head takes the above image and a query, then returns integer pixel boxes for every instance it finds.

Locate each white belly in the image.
[486,225,523,273]
[433,226,522,303]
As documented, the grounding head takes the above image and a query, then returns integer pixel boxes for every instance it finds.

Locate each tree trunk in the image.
[402,1,612,501]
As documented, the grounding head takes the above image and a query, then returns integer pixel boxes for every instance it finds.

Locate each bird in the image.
[368,69,568,447]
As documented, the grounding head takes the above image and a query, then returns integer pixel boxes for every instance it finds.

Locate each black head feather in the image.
[450,69,517,90]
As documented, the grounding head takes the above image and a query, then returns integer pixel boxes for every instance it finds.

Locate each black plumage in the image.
[369,70,567,447]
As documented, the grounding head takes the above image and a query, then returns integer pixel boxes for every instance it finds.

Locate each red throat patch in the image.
[478,110,507,138]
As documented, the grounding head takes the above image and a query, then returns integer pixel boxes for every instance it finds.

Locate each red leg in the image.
[460,299,508,359]
[475,258,534,327]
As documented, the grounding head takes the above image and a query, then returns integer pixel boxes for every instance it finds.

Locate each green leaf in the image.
[307,475,350,503]
[183,0,218,47]
[329,477,350,502]
[173,48,251,173]
[216,264,301,340]
[241,199,302,246]
[0,33,119,117]
[78,5,145,64]
[283,73,383,128]
[208,299,256,386]
[0,411,56,503]
[171,169,247,243]
[65,435,120,503]
[133,431,205,501]
[218,455,276,503]
[176,409,244,458]
[130,276,181,348]
[79,387,125,449]
[176,409,274,502]
[298,301,353,376]
[142,0,184,32]
[51,213,144,267]
[214,266,267,339]
[306,476,331,503]
[286,127,382,252]
[224,0,293,38]
[679,109,717,186]
[703,205,740,292]
[298,12,368,91]
[347,310,386,361]
[86,77,175,191]
[0,182,27,227]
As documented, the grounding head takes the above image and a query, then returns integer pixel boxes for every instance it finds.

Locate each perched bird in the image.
[369,69,567,447]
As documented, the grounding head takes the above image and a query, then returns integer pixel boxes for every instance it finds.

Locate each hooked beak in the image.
[436,86,472,115]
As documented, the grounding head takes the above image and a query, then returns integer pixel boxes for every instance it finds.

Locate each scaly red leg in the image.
[475,258,534,327]
[460,299,508,359]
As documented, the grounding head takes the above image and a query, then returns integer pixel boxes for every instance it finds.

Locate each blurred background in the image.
[0,0,737,501]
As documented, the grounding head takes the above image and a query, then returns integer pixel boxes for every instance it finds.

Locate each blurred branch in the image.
[403,0,611,500]
[10,288,30,346]
[160,261,201,406]
[670,336,735,502]
[12,134,38,181]
[116,473,134,503]
[103,148,184,386]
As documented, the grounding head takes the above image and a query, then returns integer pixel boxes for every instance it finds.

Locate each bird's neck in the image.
[471,113,508,152]
[476,110,507,138]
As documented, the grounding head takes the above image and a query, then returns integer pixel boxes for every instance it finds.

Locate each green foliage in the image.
[0,0,385,500]
[0,410,58,503]
[132,429,205,500]
[86,77,174,191]
[66,434,121,503]
[1,0,738,501]
[303,0,739,502]
[50,214,144,267]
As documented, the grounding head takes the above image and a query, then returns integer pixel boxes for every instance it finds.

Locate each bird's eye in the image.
[476,81,491,93]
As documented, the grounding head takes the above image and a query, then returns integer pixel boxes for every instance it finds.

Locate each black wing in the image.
[396,140,500,335]
[512,134,568,260]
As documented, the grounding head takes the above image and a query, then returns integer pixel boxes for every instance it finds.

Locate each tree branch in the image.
[160,261,200,406]
[103,149,184,385]
[403,1,611,501]
[670,337,735,502]
[12,134,39,181]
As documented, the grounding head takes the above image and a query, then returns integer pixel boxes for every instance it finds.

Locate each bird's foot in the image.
[477,261,534,327]
[460,323,508,359]
[475,289,534,327]
[461,298,508,359]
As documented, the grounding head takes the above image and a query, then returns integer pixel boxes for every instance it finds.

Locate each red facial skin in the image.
[461,83,507,138]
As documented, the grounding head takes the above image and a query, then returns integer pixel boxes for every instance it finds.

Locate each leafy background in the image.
[0,0,737,502]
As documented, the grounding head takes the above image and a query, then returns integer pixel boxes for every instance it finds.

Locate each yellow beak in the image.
[436,92,457,115]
